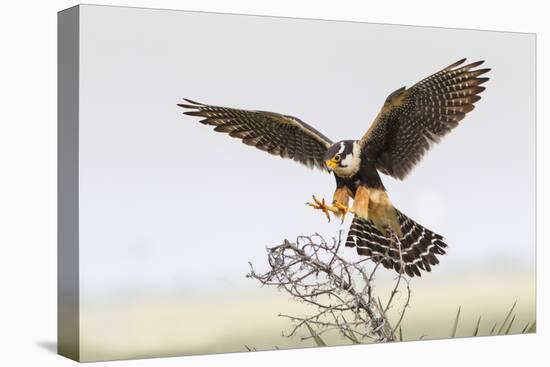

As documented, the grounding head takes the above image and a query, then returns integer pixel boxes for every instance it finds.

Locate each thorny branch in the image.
[247,233,411,344]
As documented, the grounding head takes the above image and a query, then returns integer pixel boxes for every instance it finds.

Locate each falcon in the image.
[178,59,489,277]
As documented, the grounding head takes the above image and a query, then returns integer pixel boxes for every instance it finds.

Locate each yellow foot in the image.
[333,201,354,223]
[306,195,354,223]
[306,195,333,222]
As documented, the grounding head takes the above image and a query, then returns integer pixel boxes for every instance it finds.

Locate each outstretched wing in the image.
[178,99,333,171]
[360,59,490,180]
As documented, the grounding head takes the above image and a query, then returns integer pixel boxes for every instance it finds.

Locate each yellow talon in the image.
[306,195,353,223]
[306,195,332,222]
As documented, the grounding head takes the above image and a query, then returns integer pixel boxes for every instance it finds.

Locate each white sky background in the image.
[78,5,535,302]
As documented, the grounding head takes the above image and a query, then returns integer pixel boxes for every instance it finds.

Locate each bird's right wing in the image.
[178,99,334,171]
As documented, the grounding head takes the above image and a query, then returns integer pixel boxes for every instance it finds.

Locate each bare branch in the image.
[247,233,412,343]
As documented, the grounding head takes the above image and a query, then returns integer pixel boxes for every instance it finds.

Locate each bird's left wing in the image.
[359,59,490,180]
[178,99,333,171]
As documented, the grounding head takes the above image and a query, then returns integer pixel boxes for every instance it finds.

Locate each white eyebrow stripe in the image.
[337,142,345,154]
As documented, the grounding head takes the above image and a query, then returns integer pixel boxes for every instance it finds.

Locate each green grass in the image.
[444,301,534,339]
[302,301,535,347]
[245,301,536,351]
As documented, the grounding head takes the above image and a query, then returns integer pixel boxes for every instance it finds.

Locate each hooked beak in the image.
[325,159,338,170]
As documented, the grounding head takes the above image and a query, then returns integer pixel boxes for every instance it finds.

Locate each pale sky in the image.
[77,5,535,303]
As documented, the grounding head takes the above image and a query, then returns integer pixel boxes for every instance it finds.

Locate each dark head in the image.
[323,140,362,178]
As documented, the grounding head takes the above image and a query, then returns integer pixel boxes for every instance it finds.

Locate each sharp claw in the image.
[307,195,335,222]
[307,196,357,223]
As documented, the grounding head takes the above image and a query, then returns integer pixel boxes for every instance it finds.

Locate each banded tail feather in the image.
[345,209,447,277]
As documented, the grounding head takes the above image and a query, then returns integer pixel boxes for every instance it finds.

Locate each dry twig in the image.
[247,233,411,343]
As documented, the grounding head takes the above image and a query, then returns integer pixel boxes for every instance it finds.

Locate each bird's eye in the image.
[334,155,341,162]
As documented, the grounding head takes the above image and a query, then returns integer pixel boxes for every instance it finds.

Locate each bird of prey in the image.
[178,58,489,277]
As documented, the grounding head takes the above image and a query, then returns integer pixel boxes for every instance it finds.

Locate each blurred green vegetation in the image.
[243,301,536,352]
[303,300,535,347]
